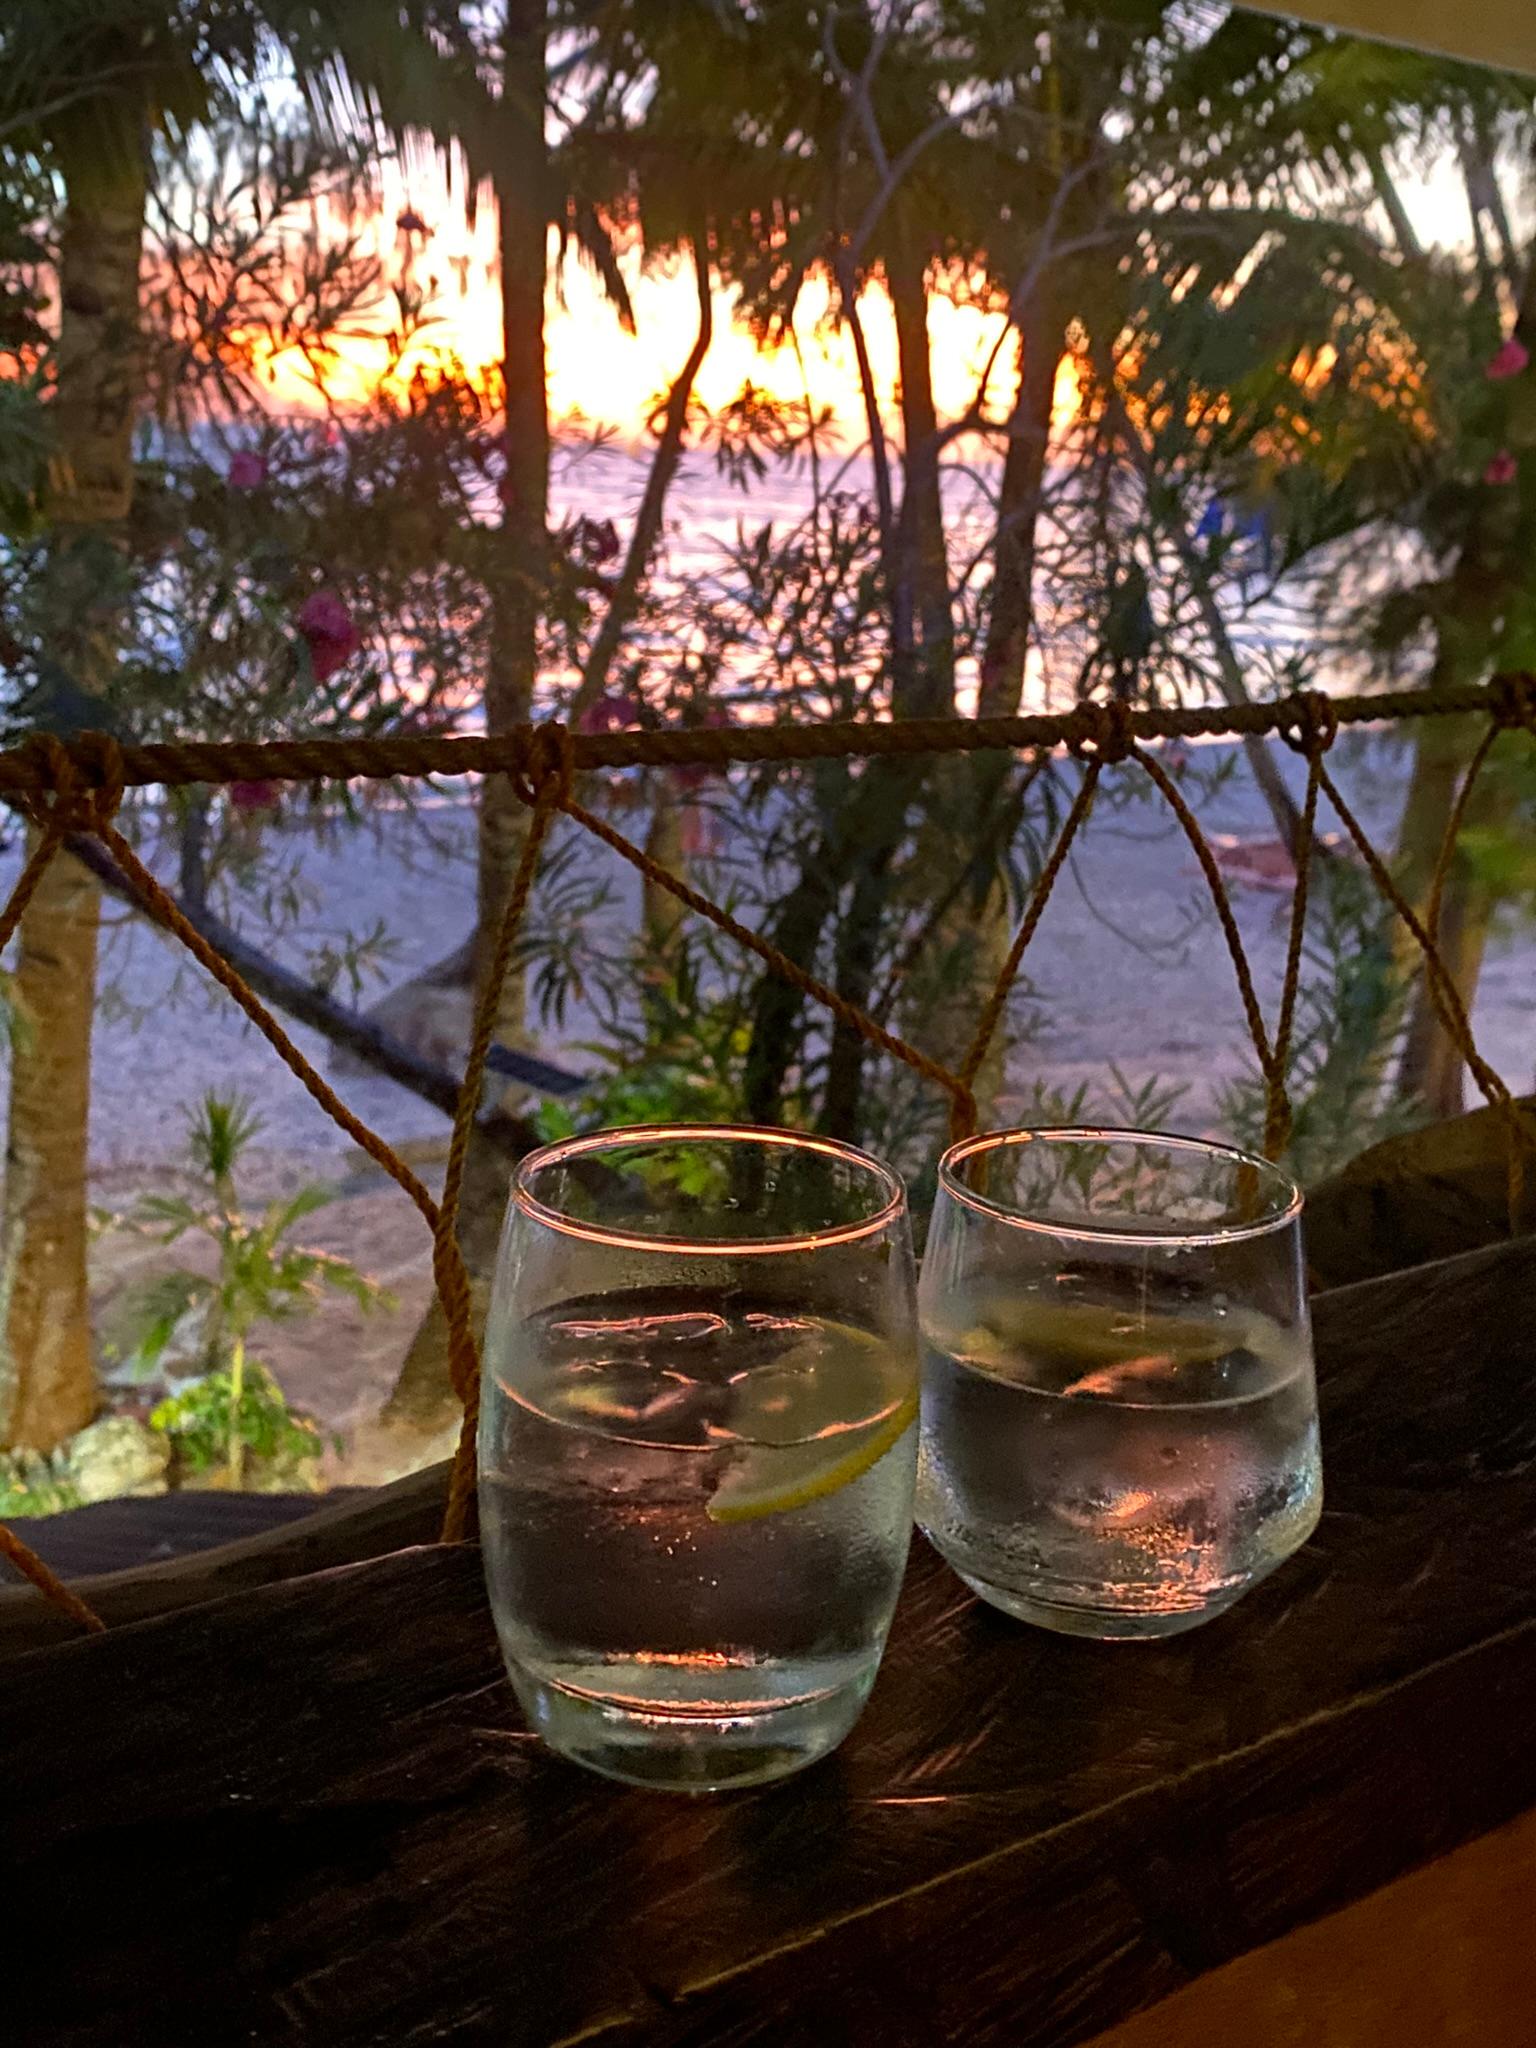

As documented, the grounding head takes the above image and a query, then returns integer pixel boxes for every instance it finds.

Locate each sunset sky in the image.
[253,145,1074,437]
[252,135,1471,440]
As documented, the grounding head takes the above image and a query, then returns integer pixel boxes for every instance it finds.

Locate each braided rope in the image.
[0,1522,105,1632]
[1314,758,1536,1225]
[0,677,1531,1632]
[438,728,572,1544]
[955,758,1108,1128]
[0,677,1519,799]
[1265,697,1336,1159]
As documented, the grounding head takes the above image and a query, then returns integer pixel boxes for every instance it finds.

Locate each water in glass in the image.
[917,1130,1321,1638]
[480,1127,918,1789]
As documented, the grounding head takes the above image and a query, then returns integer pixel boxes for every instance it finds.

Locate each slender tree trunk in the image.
[1368,146,1423,263]
[1393,726,1511,1113]
[950,300,1067,1119]
[886,229,952,717]
[815,232,952,1136]
[0,143,146,1452]
[642,792,686,955]
[384,2,549,1433]
[574,220,712,721]
[227,1334,246,1488]
[382,1125,516,1434]
[978,300,1062,718]
[477,0,549,1020]
[1398,852,1495,1120]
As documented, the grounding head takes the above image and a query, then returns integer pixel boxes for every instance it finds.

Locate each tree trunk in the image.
[573,220,712,721]
[886,228,952,718]
[1398,851,1494,1121]
[381,1125,515,1435]
[978,300,1062,718]
[946,303,1067,1120]
[383,3,549,1431]
[1394,728,1511,1115]
[0,142,146,1452]
[477,0,550,1022]
[642,791,686,957]
[906,296,1066,1119]
[812,229,953,1137]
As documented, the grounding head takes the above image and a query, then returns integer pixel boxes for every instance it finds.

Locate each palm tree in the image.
[0,0,256,1451]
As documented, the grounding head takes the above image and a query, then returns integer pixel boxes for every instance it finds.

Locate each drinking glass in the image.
[917,1128,1321,1638]
[479,1124,919,1790]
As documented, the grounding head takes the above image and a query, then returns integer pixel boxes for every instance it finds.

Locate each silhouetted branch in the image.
[573,214,715,716]
[65,831,582,1154]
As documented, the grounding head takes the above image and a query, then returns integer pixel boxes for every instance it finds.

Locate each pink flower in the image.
[229,779,280,815]
[577,690,643,735]
[297,590,361,681]
[396,208,429,236]
[1484,448,1519,487]
[227,450,267,492]
[1485,337,1530,381]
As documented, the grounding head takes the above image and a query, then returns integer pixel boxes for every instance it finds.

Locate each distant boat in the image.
[1207,832,1353,894]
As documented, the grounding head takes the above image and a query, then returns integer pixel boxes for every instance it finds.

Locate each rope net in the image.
[3,672,1533,1632]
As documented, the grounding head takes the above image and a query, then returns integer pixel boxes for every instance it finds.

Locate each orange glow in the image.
[252,156,1081,445]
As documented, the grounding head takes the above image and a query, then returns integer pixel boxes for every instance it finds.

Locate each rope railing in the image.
[0,674,1515,797]
[2,671,1533,1633]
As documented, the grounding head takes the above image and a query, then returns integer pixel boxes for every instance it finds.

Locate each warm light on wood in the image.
[1250,0,1536,78]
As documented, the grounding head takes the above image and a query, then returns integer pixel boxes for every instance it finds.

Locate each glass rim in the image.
[936,1125,1303,1247]
[511,1121,907,1255]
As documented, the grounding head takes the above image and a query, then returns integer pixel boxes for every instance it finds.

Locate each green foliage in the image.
[106,1091,393,1477]
[5,0,1535,1262]
[534,935,790,1144]
[1220,857,1423,1187]
[150,1360,326,1476]
[0,1450,81,1518]
[188,1090,265,1191]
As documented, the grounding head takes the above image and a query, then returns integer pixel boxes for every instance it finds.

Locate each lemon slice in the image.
[953,1296,1255,1373]
[706,1329,917,1524]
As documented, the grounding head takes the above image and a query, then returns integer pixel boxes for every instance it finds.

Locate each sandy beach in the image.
[22,731,1532,1467]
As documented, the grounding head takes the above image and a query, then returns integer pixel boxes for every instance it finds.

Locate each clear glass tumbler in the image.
[917,1128,1321,1639]
[479,1124,919,1790]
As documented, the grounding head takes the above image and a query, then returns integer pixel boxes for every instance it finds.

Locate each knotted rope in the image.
[1,673,1531,1631]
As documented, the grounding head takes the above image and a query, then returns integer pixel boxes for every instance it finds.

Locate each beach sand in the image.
[16,732,1530,1476]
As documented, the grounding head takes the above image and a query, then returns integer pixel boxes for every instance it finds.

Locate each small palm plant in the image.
[113,1092,393,1486]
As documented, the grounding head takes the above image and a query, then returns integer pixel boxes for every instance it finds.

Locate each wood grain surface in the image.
[1082,1804,1536,2048]
[6,1235,1536,2046]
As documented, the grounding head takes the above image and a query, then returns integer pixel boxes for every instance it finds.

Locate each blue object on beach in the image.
[1239,505,1275,573]
[1195,499,1225,543]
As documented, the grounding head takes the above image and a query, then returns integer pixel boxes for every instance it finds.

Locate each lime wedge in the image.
[706,1330,916,1524]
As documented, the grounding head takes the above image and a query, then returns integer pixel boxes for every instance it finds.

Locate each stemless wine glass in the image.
[917,1128,1321,1639]
[479,1124,919,1791]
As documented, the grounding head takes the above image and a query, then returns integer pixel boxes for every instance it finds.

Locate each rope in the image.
[560,786,975,1132]
[0,677,1520,798]
[1314,756,1536,1225]
[0,676,1532,1633]
[438,727,572,1544]
[955,702,1144,1123]
[0,1522,105,1633]
[1265,694,1337,1158]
